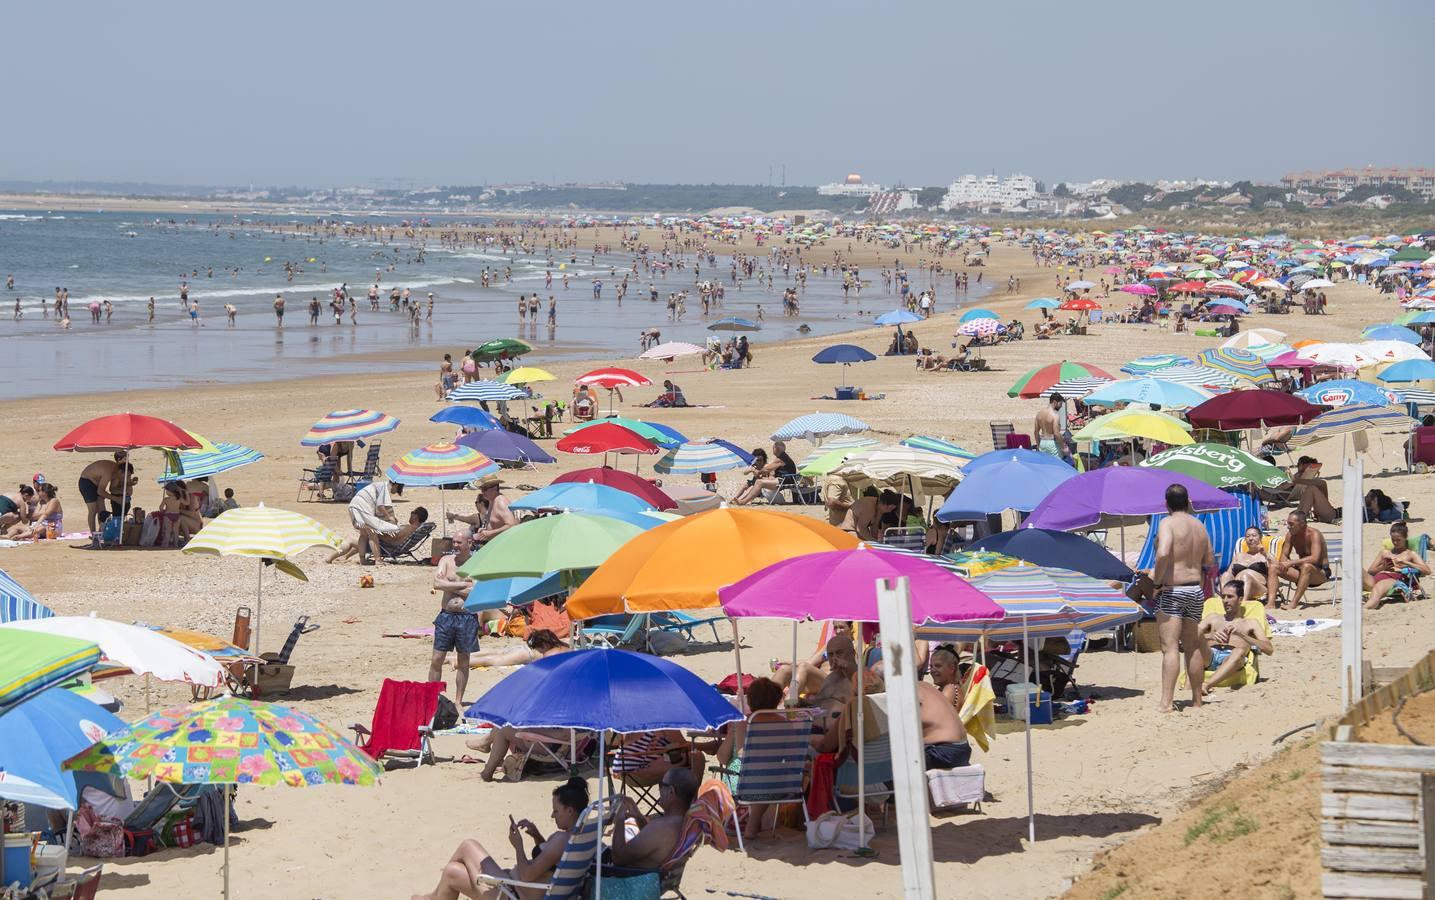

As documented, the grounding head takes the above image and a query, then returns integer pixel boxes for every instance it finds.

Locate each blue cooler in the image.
[1026,691,1054,725]
[834,386,857,400]
[3,833,33,888]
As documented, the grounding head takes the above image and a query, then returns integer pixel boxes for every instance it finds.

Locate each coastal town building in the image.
[939,173,1038,211]
[1281,167,1435,200]
[816,174,885,197]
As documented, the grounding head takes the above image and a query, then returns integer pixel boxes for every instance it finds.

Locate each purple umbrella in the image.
[1023,467,1237,532]
[718,548,1003,624]
[457,429,556,465]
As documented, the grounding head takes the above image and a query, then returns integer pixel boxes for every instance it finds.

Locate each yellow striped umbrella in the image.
[184,505,340,653]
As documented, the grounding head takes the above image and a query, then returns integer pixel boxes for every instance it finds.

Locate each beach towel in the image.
[680,780,735,855]
[1270,618,1341,637]
[526,598,571,640]
[382,627,435,639]
[806,752,837,819]
[960,664,997,752]
[360,679,444,760]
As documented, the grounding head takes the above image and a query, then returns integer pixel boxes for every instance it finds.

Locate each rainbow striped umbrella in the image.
[160,439,264,482]
[299,409,400,447]
[386,442,499,487]
[914,563,1141,642]
[1196,347,1275,385]
[1119,353,1194,376]
[1008,361,1114,398]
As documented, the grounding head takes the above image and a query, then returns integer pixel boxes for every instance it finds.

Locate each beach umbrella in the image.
[1362,324,1422,345]
[1141,444,1290,490]
[874,309,923,325]
[900,436,976,460]
[1147,364,1239,390]
[66,696,381,900]
[830,446,967,499]
[1291,404,1416,445]
[499,366,556,385]
[183,505,341,654]
[1024,298,1062,310]
[958,308,1000,322]
[969,529,1133,581]
[1059,297,1102,311]
[1064,280,1095,291]
[1377,358,1435,383]
[0,631,101,716]
[564,416,685,447]
[957,318,1002,338]
[638,341,704,360]
[457,512,645,581]
[53,413,200,452]
[552,467,678,510]
[1398,389,1435,408]
[510,482,655,514]
[566,508,859,617]
[1117,284,1156,296]
[1195,348,1274,385]
[771,412,871,441]
[796,435,883,473]
[465,571,568,613]
[556,422,661,458]
[447,380,529,403]
[387,442,500,533]
[299,409,400,447]
[1297,343,1378,370]
[1186,391,1322,430]
[1120,353,1193,375]
[1361,341,1428,364]
[1,616,225,689]
[1221,328,1287,350]
[1023,468,1237,531]
[0,568,53,624]
[1073,409,1194,445]
[653,441,751,475]
[575,367,652,390]
[1008,361,1115,398]
[429,406,501,430]
[0,687,125,810]
[813,343,878,365]
[455,429,554,466]
[1082,377,1212,410]
[707,316,761,332]
[466,648,744,897]
[158,435,264,483]
[470,338,532,362]
[936,450,1077,521]
[1039,377,1114,400]
[1298,278,1336,290]
[1295,380,1398,408]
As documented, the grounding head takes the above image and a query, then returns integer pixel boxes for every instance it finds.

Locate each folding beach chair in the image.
[378,521,435,564]
[711,711,814,853]
[266,615,320,665]
[354,441,383,481]
[1183,596,1270,689]
[833,733,894,828]
[513,730,596,780]
[350,678,444,766]
[881,526,927,551]
[1382,533,1429,604]
[650,610,726,645]
[989,422,1014,452]
[764,473,817,505]
[474,797,610,899]
[48,865,103,900]
[579,614,649,649]
[297,458,337,502]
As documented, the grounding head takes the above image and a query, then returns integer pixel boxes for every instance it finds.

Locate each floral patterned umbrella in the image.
[67,696,380,900]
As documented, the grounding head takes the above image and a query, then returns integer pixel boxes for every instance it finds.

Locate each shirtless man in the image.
[77,453,133,537]
[429,530,478,704]
[918,680,970,770]
[1034,393,1063,458]
[272,294,285,326]
[608,767,697,870]
[435,353,456,400]
[1364,521,1428,610]
[1267,510,1329,610]
[844,488,898,541]
[447,476,517,545]
[772,631,859,704]
[1199,581,1274,691]
[1153,483,1214,711]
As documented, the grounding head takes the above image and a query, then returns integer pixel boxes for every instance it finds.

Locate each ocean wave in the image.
[0,213,42,220]
[94,275,475,304]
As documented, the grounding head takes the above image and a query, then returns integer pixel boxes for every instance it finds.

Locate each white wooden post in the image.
[876,576,936,900]
[1341,459,1364,707]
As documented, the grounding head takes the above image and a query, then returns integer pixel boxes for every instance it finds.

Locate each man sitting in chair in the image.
[1199,581,1274,692]
[1267,510,1329,610]
[1364,522,1430,610]
[326,506,428,564]
[608,767,698,871]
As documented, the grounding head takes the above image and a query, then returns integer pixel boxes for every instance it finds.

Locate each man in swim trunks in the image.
[1267,509,1329,610]
[1364,521,1428,610]
[77,452,132,537]
[1153,483,1214,712]
[429,530,478,705]
[1198,581,1274,692]
[1034,392,1064,458]
[918,680,970,770]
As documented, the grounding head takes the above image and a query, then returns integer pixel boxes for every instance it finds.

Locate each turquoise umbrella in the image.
[959,308,1000,322]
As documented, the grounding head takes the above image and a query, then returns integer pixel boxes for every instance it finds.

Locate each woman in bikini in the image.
[1224,527,1270,604]
[5,484,61,540]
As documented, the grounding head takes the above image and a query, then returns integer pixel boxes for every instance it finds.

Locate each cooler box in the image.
[3,832,33,888]
[834,386,857,400]
[928,764,985,811]
[32,843,66,883]
[1005,683,1053,724]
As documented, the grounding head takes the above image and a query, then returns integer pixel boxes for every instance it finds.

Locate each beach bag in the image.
[805,811,875,851]
[166,815,197,849]
[101,516,122,546]
[75,805,124,858]
[140,514,161,548]
[432,694,460,732]
[124,827,159,857]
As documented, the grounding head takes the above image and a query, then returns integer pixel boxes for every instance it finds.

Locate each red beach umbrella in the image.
[54,413,201,451]
[1169,280,1208,293]
[553,467,677,510]
[1059,297,1102,311]
[554,422,659,455]
[1186,391,1322,431]
[575,368,653,390]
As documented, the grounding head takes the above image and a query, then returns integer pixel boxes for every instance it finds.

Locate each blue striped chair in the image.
[474,797,608,899]
[1135,489,1266,573]
[718,712,814,853]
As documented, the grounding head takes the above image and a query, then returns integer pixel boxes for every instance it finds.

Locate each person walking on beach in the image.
[1034,394,1064,457]
[547,295,557,327]
[147,297,155,322]
[309,296,320,325]
[273,294,285,326]
[1152,483,1214,712]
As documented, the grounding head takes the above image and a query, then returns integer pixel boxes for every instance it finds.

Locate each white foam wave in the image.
[94,275,475,304]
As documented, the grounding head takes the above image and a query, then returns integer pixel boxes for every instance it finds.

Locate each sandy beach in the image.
[4,232,1431,899]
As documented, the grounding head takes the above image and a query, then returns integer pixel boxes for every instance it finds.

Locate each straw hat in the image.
[476,474,504,490]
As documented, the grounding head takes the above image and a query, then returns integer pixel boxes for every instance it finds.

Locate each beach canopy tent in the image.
[1023,468,1238,532]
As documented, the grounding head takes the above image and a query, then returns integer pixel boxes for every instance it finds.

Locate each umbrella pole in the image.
[856,636,870,854]
[595,730,605,900]
[788,621,799,707]
[223,786,231,900]
[441,489,447,540]
[1024,614,1035,843]
[254,561,264,661]
[731,620,745,706]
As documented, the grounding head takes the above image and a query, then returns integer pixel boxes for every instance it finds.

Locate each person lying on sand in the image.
[413,777,589,900]
[1198,581,1274,692]
[466,628,568,669]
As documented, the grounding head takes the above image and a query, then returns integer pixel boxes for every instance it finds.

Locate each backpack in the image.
[432,694,460,731]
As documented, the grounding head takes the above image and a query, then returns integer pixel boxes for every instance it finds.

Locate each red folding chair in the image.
[351,679,445,766]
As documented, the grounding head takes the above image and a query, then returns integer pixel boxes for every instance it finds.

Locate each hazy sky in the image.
[10,0,1429,188]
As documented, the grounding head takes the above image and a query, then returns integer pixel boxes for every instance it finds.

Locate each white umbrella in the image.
[1221,328,1286,350]
[639,341,704,360]
[1360,341,1429,364]
[1300,342,1378,369]
[0,615,225,688]
[1298,278,1335,290]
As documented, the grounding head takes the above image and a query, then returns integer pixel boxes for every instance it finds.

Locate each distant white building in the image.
[940,174,1038,211]
[817,173,885,197]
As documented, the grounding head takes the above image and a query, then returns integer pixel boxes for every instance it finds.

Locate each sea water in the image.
[0,210,986,398]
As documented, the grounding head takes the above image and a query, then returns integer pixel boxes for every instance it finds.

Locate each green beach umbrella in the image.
[1007,361,1115,399]
[799,447,863,477]
[470,338,533,363]
[1140,443,1290,490]
[0,631,102,715]
[457,511,645,581]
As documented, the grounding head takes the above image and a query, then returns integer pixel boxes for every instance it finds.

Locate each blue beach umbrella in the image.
[466,572,569,612]
[456,429,555,465]
[900,436,976,460]
[0,687,125,809]
[772,413,870,441]
[707,439,755,465]
[1082,377,1212,410]
[654,441,752,475]
[708,317,761,332]
[510,482,655,514]
[1,568,53,624]
[1024,298,1062,310]
[447,380,528,402]
[874,309,922,325]
[1378,359,1435,383]
[937,450,1077,521]
[1362,324,1422,345]
[970,528,1133,581]
[1296,380,1398,408]
[812,344,878,365]
[430,406,501,430]
[959,308,1000,322]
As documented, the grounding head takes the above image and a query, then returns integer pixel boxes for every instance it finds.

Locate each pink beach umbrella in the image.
[1118,283,1157,296]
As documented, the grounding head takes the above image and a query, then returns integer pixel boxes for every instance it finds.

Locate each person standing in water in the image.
[273,293,285,326]
[147,297,155,322]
